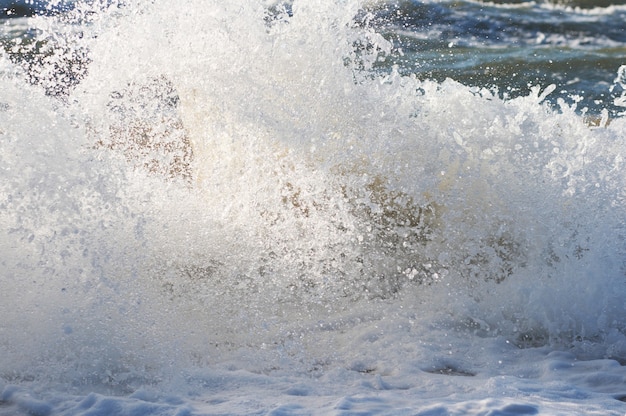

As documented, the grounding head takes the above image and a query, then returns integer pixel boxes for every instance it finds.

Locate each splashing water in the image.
[2,0,626,401]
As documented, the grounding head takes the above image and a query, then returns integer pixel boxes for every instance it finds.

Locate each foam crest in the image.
[1,0,626,390]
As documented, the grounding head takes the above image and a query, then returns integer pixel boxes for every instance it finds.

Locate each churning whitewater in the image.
[1,0,626,414]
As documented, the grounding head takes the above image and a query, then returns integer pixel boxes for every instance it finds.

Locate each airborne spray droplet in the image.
[2,0,626,413]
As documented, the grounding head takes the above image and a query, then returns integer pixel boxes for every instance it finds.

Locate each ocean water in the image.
[368,0,626,117]
[1,0,626,415]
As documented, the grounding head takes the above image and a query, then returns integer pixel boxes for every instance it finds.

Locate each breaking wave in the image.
[2,0,626,391]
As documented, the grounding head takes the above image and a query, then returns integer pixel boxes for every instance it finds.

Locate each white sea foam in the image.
[1,0,626,414]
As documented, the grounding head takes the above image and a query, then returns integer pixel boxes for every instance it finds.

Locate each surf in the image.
[1,0,626,396]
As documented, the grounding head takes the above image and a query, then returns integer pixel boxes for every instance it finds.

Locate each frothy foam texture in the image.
[1,0,626,393]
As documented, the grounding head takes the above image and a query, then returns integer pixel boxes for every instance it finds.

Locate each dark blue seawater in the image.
[367,0,626,117]
[0,0,74,17]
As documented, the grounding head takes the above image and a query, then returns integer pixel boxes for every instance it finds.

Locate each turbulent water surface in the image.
[368,0,626,116]
[1,0,626,415]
